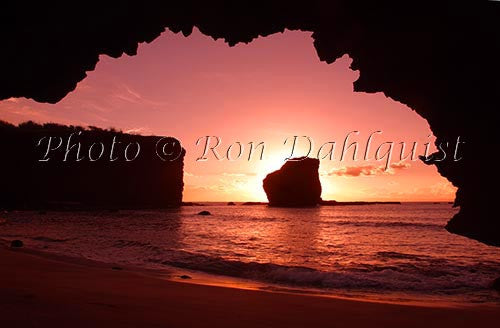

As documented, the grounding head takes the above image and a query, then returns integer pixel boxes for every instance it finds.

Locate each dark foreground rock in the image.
[263,157,321,207]
[198,211,211,216]
[10,240,23,248]
[492,277,500,292]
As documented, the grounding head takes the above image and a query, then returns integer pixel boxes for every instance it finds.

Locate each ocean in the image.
[1,203,499,304]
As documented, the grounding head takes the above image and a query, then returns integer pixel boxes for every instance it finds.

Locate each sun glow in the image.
[245,155,287,201]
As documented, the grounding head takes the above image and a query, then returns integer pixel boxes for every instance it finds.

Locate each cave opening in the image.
[0,28,456,205]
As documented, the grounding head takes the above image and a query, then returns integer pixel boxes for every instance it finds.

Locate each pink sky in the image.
[0,28,456,202]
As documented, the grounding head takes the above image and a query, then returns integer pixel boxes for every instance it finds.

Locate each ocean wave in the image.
[376,251,426,260]
[113,239,165,255]
[332,220,443,229]
[142,249,500,292]
[3,208,496,301]
[32,236,73,243]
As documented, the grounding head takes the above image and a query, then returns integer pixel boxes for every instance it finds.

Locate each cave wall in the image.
[1,1,498,244]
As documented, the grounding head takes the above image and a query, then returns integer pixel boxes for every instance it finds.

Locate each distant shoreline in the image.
[238,200,401,207]
[184,201,455,206]
[0,201,454,212]
[185,200,454,204]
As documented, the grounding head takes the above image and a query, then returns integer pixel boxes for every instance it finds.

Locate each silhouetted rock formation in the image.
[263,157,321,207]
[10,240,23,248]
[492,278,500,292]
[0,121,184,209]
[227,202,236,206]
[198,210,211,215]
[1,2,498,245]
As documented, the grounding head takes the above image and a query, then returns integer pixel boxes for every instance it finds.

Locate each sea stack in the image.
[263,157,322,207]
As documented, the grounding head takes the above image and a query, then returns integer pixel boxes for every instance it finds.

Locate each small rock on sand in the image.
[492,277,500,292]
[197,210,211,216]
[10,240,24,248]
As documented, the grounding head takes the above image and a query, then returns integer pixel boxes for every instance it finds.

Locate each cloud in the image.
[360,181,457,200]
[124,127,151,135]
[221,172,257,177]
[185,184,228,192]
[389,161,411,170]
[111,83,169,108]
[327,161,411,177]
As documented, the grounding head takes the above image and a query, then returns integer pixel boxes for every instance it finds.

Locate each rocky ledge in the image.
[0,121,185,210]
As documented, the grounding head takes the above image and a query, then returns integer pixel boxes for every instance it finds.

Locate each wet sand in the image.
[1,246,498,328]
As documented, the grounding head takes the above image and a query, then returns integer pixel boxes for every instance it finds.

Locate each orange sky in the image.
[0,29,456,202]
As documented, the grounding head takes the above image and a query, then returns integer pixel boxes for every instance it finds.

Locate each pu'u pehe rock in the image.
[263,157,321,207]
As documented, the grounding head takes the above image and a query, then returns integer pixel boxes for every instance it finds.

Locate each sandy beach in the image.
[1,246,498,328]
